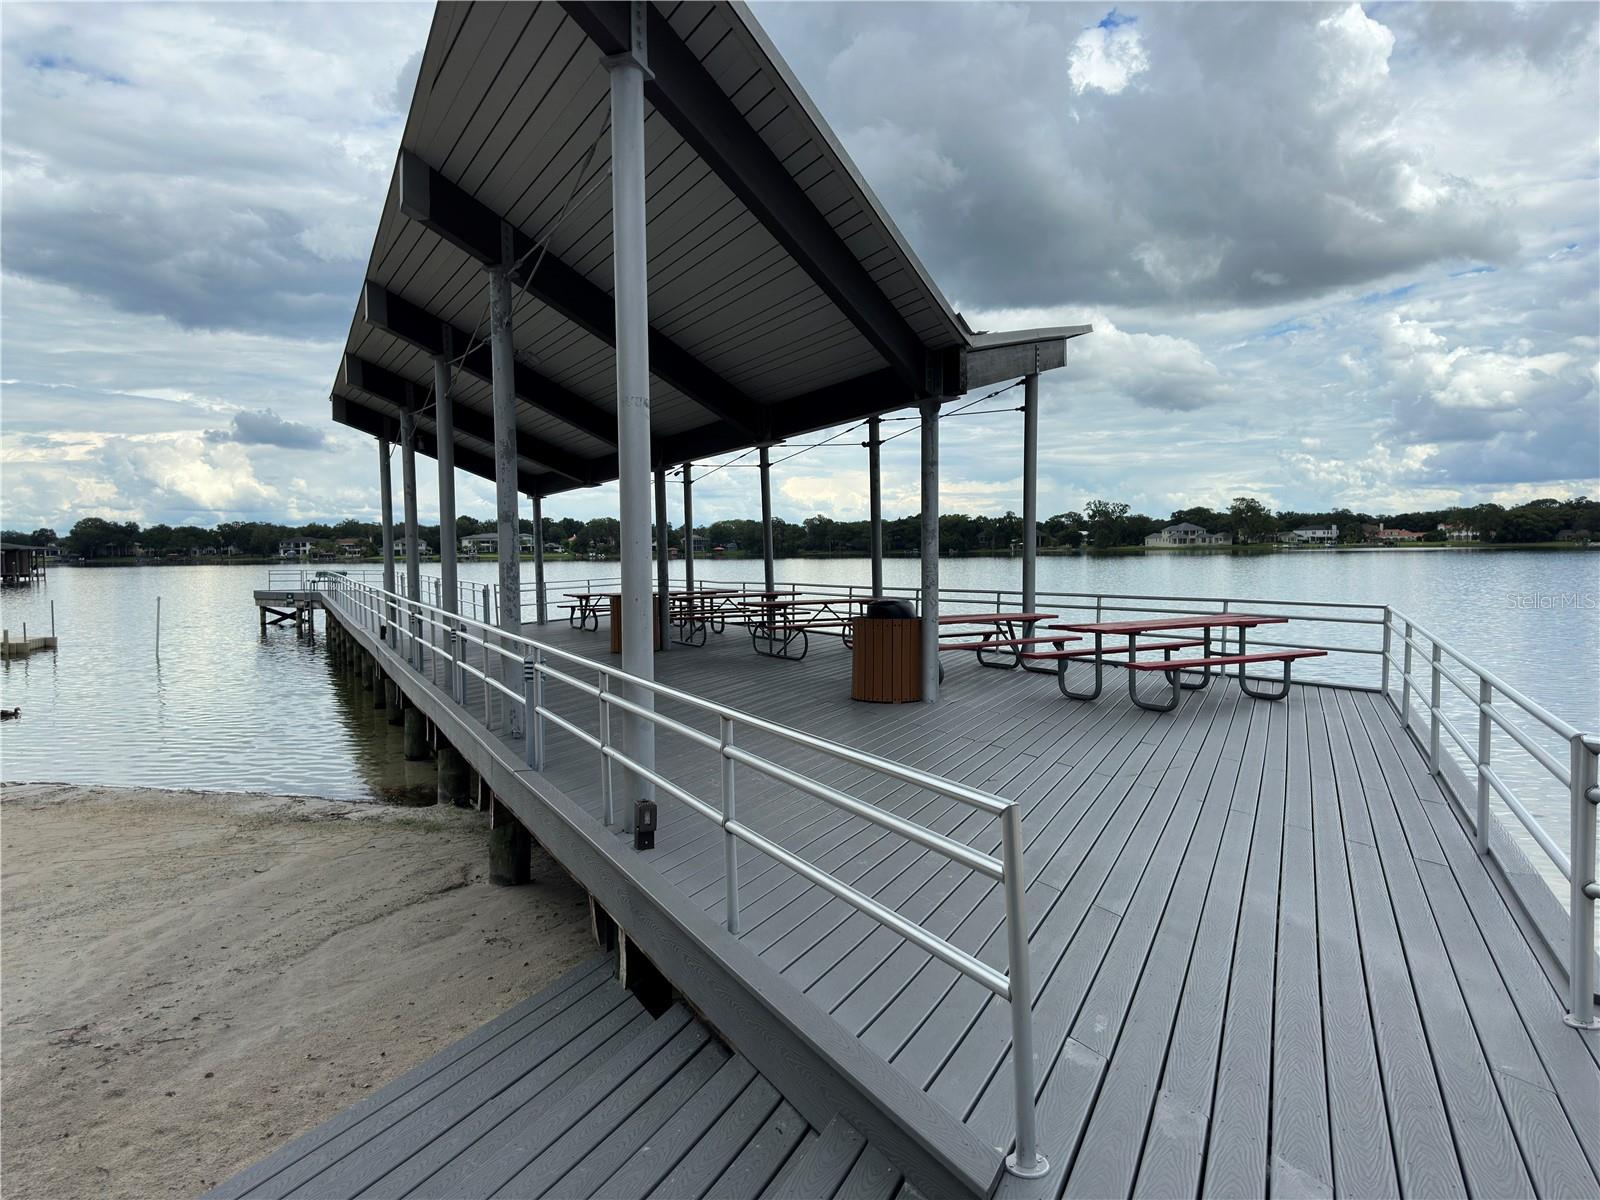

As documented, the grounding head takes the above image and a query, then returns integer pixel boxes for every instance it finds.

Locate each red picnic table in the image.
[1029,613,1325,711]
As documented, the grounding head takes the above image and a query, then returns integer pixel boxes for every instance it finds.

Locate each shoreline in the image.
[0,782,595,1200]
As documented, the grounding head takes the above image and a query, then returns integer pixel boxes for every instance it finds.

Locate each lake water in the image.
[2,550,1594,883]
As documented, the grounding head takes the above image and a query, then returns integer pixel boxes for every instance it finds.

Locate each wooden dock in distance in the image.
[216,601,1600,1199]
[253,589,318,636]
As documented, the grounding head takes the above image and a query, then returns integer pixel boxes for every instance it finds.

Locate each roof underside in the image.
[331,0,1089,498]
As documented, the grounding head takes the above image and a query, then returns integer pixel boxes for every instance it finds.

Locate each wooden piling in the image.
[385,680,403,725]
[437,743,470,807]
[403,705,429,762]
[488,798,531,886]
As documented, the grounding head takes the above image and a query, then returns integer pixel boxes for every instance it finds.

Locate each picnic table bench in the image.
[1038,613,1325,711]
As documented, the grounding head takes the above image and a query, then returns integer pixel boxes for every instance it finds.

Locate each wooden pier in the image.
[214,597,1600,1200]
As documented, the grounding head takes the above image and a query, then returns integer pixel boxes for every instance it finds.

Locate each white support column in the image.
[433,353,459,617]
[400,411,421,603]
[605,13,656,819]
[759,445,775,593]
[490,230,522,732]
[378,437,396,645]
[655,466,671,653]
[531,493,547,625]
[920,397,943,702]
[1021,372,1040,615]
[868,416,883,597]
[400,407,422,662]
[682,463,695,593]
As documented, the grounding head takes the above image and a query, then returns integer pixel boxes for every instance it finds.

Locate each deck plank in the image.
[281,610,1600,1200]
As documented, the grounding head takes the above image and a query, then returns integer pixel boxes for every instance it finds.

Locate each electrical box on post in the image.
[633,799,657,850]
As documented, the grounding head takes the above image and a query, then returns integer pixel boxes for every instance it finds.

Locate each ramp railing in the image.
[319,573,1051,1178]
[1382,608,1598,1028]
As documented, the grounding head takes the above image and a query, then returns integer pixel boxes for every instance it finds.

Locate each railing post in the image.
[721,716,740,934]
[1401,619,1414,729]
[534,659,547,771]
[598,673,615,828]
[1566,734,1599,1029]
[1381,607,1392,696]
[1476,677,1492,855]
[1440,643,1452,774]
[1001,802,1046,1178]
[448,627,461,704]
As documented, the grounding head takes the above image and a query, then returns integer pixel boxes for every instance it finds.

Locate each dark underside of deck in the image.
[226,610,1600,1199]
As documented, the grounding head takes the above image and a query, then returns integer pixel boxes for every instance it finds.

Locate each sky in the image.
[1,1,1596,535]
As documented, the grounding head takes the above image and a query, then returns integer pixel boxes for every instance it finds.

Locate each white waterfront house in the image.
[278,538,315,558]
[1144,522,1232,547]
[1285,524,1340,545]
[1439,523,1479,542]
[459,532,534,557]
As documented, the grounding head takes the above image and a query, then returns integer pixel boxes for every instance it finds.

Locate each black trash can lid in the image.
[865,598,916,620]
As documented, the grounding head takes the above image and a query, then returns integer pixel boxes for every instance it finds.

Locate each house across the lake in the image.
[1284,524,1340,545]
[278,538,315,558]
[1143,522,1232,547]
[459,532,534,557]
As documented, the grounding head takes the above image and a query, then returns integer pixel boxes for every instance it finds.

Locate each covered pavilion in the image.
[330,0,1088,956]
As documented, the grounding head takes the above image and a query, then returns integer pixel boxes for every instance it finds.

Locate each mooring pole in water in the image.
[155,596,161,658]
[51,601,55,639]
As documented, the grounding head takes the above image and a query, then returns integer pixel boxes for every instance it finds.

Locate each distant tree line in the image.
[6,495,1595,560]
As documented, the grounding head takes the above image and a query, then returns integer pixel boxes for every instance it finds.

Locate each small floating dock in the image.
[1,630,57,658]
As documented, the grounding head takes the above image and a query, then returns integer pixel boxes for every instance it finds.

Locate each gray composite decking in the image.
[280,609,1599,1198]
[206,954,919,1200]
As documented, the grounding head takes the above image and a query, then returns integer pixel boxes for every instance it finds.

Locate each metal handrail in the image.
[319,574,1050,1173]
[1381,605,1597,1029]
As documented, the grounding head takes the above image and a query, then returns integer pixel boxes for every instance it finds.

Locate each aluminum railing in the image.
[318,573,1050,1177]
[695,577,1388,689]
[1382,607,1598,1029]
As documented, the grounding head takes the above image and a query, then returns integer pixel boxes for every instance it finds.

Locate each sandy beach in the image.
[0,783,595,1200]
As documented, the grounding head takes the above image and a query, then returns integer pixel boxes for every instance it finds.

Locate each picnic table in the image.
[936,611,1067,671]
[724,594,862,659]
[1030,613,1325,711]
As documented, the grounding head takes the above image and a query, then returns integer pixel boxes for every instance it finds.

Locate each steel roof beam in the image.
[363,282,617,447]
[397,150,764,437]
[332,395,561,497]
[341,354,595,486]
[562,1,929,394]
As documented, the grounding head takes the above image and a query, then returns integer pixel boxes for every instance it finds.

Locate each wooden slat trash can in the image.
[850,616,922,703]
[609,594,662,653]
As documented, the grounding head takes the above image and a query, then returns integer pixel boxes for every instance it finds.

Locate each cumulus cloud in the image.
[1068,11,1148,96]
[205,409,327,451]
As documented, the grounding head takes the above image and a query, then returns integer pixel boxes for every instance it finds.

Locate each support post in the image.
[434,352,459,621]
[1021,372,1039,616]
[1401,619,1414,729]
[437,743,470,807]
[400,408,422,666]
[490,230,521,734]
[1476,677,1492,855]
[605,19,656,807]
[379,438,396,647]
[489,799,532,887]
[655,466,671,651]
[920,397,943,702]
[1564,734,1598,1028]
[868,416,883,597]
[403,704,429,763]
[759,444,775,593]
[1428,642,1442,773]
[1002,803,1047,1178]
[682,463,695,594]
[531,493,548,625]
[721,715,740,934]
